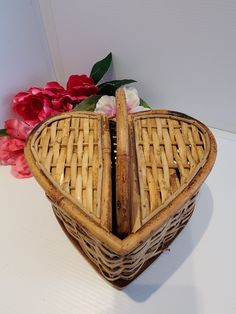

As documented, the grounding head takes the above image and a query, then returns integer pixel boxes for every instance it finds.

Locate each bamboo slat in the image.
[115,88,131,238]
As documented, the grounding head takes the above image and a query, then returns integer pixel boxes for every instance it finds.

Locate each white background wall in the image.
[0,1,235,133]
[40,0,236,133]
[0,0,55,126]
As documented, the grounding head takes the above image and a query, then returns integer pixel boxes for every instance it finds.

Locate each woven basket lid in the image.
[25,88,217,242]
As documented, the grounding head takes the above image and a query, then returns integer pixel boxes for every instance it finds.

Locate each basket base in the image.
[53,208,194,289]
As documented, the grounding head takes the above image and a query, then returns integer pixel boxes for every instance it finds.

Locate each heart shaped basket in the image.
[25,89,217,288]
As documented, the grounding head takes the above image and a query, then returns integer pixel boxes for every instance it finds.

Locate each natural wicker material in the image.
[25,89,217,288]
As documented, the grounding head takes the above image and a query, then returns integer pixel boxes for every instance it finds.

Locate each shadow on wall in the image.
[124,183,214,302]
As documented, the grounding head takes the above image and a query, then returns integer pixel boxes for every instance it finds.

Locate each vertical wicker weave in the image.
[25,89,217,288]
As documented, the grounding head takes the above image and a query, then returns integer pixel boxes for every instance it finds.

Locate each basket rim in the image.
[24,109,217,255]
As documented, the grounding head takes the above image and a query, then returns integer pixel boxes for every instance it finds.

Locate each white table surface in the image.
[0,128,235,314]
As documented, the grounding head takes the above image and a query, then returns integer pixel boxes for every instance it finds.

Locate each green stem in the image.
[0,129,8,137]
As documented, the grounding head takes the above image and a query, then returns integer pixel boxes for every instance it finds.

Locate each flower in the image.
[11,154,32,178]
[0,136,25,165]
[0,136,32,178]
[125,87,140,112]
[95,87,150,115]
[4,119,32,140]
[95,95,116,116]
[12,89,57,126]
[44,81,65,94]
[13,91,47,126]
[0,119,33,178]
[51,93,74,113]
[12,81,74,126]
[12,77,98,126]
[66,75,99,101]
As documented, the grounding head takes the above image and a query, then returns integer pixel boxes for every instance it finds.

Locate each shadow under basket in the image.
[24,89,217,288]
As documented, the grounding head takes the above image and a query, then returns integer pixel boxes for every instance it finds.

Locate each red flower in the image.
[44,81,65,94]
[51,93,74,112]
[66,75,99,101]
[12,77,98,127]
[13,91,52,126]
[12,81,73,126]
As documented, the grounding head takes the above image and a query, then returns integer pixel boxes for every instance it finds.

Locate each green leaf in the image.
[140,98,151,109]
[90,52,112,84]
[73,95,102,111]
[0,129,7,137]
[98,79,137,96]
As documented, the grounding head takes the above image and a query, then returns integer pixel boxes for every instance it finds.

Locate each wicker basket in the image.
[25,89,217,288]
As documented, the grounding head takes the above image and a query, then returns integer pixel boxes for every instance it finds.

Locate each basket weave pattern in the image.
[131,114,206,230]
[30,113,112,230]
[52,190,197,282]
[35,115,102,214]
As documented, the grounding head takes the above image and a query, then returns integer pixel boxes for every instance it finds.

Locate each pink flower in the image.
[13,91,52,126]
[0,119,33,178]
[12,81,73,126]
[12,77,98,126]
[0,136,32,178]
[95,87,150,116]
[11,154,32,178]
[0,137,25,165]
[4,119,32,140]
[95,95,116,116]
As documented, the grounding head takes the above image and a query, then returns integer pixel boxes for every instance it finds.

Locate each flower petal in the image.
[11,154,32,178]
[0,137,25,165]
[44,81,65,93]
[67,74,95,89]
[95,95,116,116]
[28,87,43,95]
[124,87,140,112]
[4,119,32,140]
[13,92,29,103]
[66,75,99,98]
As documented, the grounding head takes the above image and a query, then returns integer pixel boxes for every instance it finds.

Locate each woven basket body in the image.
[25,90,216,288]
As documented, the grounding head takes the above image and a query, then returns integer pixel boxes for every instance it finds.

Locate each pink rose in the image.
[12,81,73,126]
[0,119,33,178]
[0,136,24,164]
[12,77,98,126]
[11,154,32,178]
[0,136,32,178]
[4,119,32,140]
[66,75,99,101]
[13,91,52,126]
